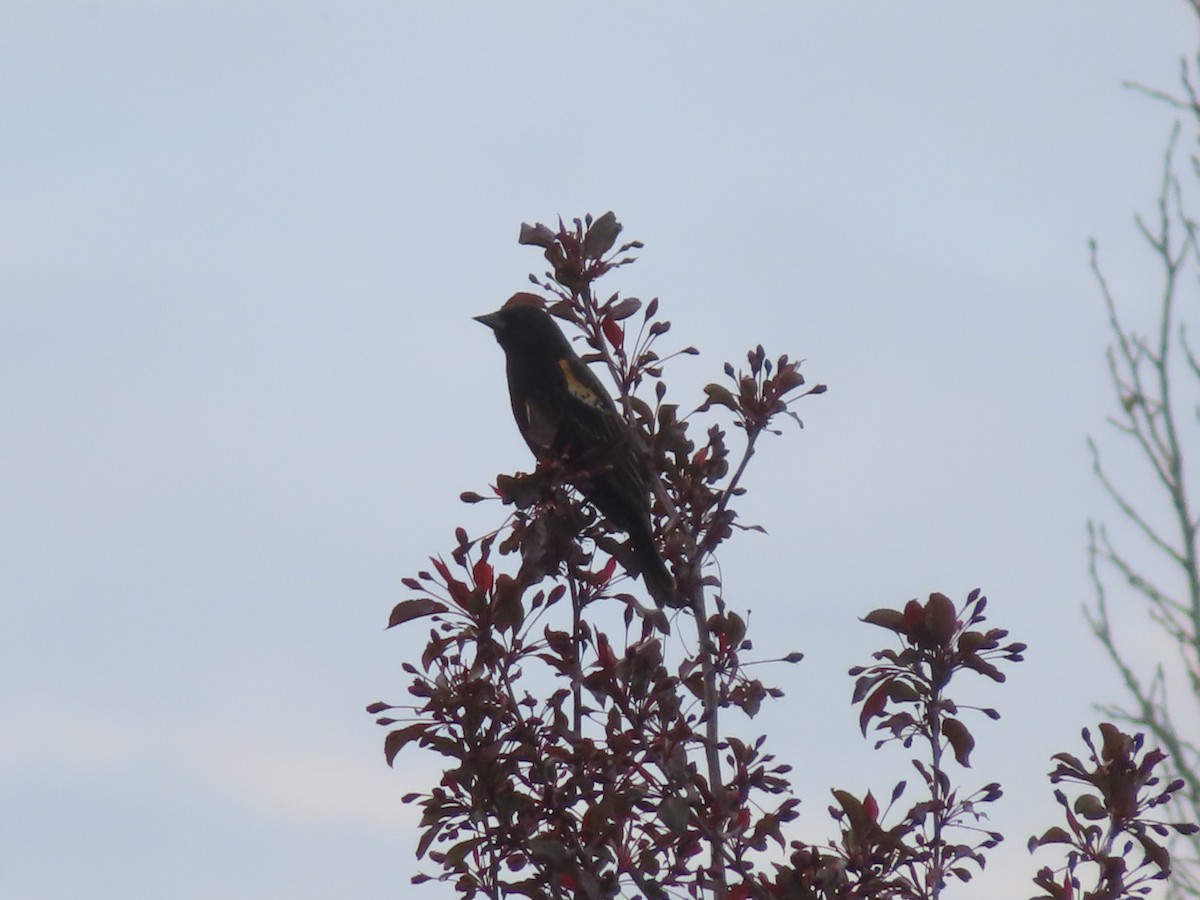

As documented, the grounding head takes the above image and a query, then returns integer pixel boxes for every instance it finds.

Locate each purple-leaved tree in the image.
[371,214,1195,900]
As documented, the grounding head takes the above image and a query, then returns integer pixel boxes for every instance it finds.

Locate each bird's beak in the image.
[473,311,503,331]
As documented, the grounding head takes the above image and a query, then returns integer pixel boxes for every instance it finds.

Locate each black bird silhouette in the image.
[475,295,675,606]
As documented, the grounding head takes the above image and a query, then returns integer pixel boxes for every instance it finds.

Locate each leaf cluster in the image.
[1030,723,1199,900]
[373,213,820,898]
[371,215,1197,900]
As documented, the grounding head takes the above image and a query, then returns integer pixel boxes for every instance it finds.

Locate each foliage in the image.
[371,214,1195,899]
[1030,724,1198,900]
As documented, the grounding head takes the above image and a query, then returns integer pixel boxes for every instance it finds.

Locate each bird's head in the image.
[474,294,571,356]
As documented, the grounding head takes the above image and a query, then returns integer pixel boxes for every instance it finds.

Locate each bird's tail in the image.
[630,534,682,609]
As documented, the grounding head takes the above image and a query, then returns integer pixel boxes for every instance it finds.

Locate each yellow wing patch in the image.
[559,359,604,409]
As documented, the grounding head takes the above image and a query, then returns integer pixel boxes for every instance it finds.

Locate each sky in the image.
[2,2,1198,898]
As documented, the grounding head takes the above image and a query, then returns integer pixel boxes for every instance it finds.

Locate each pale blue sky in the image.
[2,3,1196,898]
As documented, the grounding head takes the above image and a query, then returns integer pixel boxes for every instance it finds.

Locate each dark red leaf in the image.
[472,558,494,593]
[445,577,471,609]
[384,723,430,766]
[1073,794,1107,820]
[902,598,925,633]
[832,790,874,835]
[602,316,624,349]
[388,598,448,628]
[415,818,444,860]
[1029,828,1059,852]
[863,791,879,822]
[1098,722,1131,765]
[518,222,557,248]
[596,555,618,584]
[492,574,524,633]
[1136,832,1170,872]
[861,608,906,633]
[701,383,738,412]
[443,836,485,869]
[658,796,691,836]
[582,211,622,258]
[925,592,958,644]
[606,296,642,320]
[942,717,975,767]
[430,556,453,582]
[860,682,890,735]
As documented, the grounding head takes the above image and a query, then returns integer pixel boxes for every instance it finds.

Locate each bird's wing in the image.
[517,395,560,453]
[551,353,626,454]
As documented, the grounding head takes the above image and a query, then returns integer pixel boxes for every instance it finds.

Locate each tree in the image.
[373,213,1194,899]
[1086,5,1200,895]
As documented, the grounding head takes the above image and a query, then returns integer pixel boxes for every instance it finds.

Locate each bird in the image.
[475,294,676,607]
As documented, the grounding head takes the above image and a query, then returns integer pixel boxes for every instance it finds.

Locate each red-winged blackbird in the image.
[475,294,676,607]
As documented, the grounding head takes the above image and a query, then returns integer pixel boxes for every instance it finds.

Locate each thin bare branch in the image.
[1089,439,1185,565]
[1096,524,1189,614]
[1088,56,1200,896]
